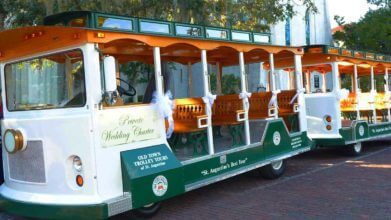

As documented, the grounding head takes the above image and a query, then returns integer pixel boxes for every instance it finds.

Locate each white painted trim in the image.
[153,47,164,96]
[331,62,342,129]
[201,50,215,155]
[269,53,279,119]
[370,66,377,123]
[353,64,360,120]
[294,54,307,132]
[239,52,251,145]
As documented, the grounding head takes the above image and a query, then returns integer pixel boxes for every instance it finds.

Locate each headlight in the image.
[3,129,24,154]
[73,156,83,172]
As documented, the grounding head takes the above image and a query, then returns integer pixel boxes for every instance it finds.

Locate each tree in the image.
[0,0,318,32]
[333,1,391,54]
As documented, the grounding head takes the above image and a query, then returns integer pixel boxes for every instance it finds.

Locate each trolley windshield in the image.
[4,50,86,111]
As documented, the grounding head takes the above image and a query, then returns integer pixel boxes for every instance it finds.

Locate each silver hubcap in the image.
[271,160,283,170]
[143,203,154,208]
[354,143,362,153]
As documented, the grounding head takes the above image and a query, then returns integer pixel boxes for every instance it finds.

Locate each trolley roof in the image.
[301,45,391,75]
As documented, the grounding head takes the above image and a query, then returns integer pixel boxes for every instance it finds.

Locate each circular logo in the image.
[273,131,281,146]
[152,175,168,197]
[358,125,365,136]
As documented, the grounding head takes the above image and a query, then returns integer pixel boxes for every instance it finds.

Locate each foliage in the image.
[333,1,391,54]
[210,72,241,95]
[0,0,317,32]
[120,61,153,84]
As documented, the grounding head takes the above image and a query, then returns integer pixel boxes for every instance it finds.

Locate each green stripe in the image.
[0,195,108,220]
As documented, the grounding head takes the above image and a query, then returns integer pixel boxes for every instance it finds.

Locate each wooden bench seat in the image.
[249,92,272,119]
[212,94,244,126]
[278,90,297,115]
[340,93,357,112]
[172,98,208,133]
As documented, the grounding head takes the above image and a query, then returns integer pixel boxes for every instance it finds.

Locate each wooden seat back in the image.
[375,93,388,110]
[357,92,374,111]
[212,94,243,126]
[340,93,357,112]
[249,92,272,119]
[172,97,207,133]
[278,90,297,115]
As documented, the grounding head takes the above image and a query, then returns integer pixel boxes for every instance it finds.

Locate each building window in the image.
[314,75,320,88]
[285,18,291,46]
[305,10,311,45]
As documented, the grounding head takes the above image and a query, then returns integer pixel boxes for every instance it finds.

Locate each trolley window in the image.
[5,50,86,111]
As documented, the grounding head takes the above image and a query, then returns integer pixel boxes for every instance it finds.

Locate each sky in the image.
[328,0,378,28]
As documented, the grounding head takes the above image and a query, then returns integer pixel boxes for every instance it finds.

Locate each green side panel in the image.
[368,122,391,137]
[184,119,311,185]
[340,128,353,142]
[315,137,346,146]
[353,121,369,140]
[0,195,107,220]
[121,144,184,209]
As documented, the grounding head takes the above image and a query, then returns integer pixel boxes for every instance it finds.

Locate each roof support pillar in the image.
[201,49,215,155]
[322,71,327,93]
[153,47,164,96]
[370,65,377,123]
[353,64,360,120]
[294,54,307,132]
[385,68,390,122]
[269,53,279,119]
[331,62,342,129]
[239,52,251,145]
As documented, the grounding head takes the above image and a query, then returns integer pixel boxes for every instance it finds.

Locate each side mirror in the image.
[103,56,118,105]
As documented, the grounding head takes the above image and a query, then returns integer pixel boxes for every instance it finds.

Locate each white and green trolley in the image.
[0,11,389,219]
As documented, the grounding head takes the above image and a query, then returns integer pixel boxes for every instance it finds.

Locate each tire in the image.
[344,142,362,156]
[258,159,286,179]
[133,202,161,218]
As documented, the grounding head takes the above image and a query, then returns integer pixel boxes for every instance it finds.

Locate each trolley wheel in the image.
[133,202,161,218]
[258,159,286,179]
[345,142,362,156]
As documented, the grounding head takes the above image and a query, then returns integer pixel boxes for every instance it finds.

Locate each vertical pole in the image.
[291,70,296,90]
[332,62,342,129]
[153,47,168,139]
[187,62,192,97]
[216,62,222,95]
[201,50,214,155]
[239,52,251,145]
[353,64,360,120]
[259,62,264,89]
[269,53,276,91]
[269,53,278,119]
[294,55,307,132]
[370,65,377,123]
[322,71,327,92]
[305,70,311,93]
[386,68,390,122]
[153,47,164,96]
[266,66,271,92]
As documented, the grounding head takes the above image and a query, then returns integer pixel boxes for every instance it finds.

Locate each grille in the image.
[8,140,46,183]
[107,193,132,217]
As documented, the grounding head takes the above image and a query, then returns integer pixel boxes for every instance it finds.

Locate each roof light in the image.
[338,61,354,66]
[358,64,371,68]
[96,32,105,38]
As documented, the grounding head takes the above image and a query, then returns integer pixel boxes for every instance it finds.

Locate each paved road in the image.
[2,141,391,219]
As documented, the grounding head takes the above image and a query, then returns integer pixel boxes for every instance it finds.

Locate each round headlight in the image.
[4,129,24,154]
[73,156,83,172]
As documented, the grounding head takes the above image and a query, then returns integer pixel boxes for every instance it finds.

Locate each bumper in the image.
[0,194,109,220]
